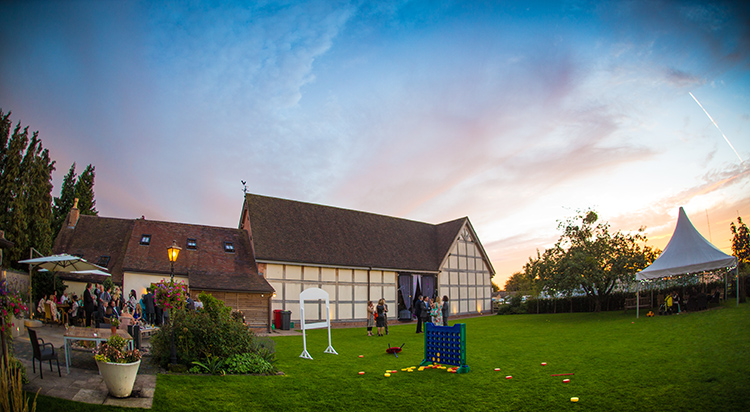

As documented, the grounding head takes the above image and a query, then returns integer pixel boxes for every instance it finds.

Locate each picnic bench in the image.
[624,296,651,313]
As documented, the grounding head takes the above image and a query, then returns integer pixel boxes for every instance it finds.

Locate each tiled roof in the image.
[53,215,273,293]
[52,215,133,284]
[243,193,494,274]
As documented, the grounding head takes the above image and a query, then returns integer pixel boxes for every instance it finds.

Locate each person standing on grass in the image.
[366,301,375,336]
[382,299,389,335]
[376,298,386,336]
[421,296,432,327]
[415,295,424,333]
[430,297,442,326]
[441,295,449,326]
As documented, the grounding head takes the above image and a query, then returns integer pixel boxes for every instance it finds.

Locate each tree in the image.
[730,216,749,301]
[51,162,98,239]
[52,163,78,236]
[0,111,56,265]
[550,209,657,312]
[22,132,56,256]
[504,271,531,293]
[0,112,29,265]
[74,164,97,217]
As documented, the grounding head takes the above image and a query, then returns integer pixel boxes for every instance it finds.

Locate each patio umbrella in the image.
[19,254,110,312]
[19,254,108,273]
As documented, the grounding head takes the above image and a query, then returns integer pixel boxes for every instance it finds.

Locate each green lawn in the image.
[36,303,750,411]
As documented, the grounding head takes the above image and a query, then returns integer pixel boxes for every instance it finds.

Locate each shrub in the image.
[224,352,275,375]
[496,294,527,315]
[150,292,272,369]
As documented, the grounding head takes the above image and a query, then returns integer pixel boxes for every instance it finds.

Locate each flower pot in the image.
[111,326,117,335]
[96,359,141,398]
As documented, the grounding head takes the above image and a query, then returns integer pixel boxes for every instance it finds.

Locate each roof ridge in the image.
[245,192,442,227]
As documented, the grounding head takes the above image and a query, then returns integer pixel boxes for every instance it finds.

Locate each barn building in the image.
[239,193,495,325]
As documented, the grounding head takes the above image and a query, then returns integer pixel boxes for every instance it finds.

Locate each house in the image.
[52,203,274,330]
[239,193,495,324]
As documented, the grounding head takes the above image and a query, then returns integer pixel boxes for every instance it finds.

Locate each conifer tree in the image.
[24,133,56,255]
[0,113,30,265]
[0,109,57,267]
[75,164,98,216]
[52,163,78,236]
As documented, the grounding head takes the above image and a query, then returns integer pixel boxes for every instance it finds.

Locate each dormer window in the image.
[97,255,111,267]
[223,241,235,253]
[187,238,197,250]
[140,234,151,245]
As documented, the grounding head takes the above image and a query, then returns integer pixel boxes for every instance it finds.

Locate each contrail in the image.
[689,92,744,163]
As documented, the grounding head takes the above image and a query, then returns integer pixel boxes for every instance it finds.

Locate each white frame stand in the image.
[299,287,338,360]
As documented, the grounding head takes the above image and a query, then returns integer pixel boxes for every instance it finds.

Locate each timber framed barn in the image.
[239,193,495,325]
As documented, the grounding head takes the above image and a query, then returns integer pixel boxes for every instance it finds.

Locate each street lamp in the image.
[166,240,181,366]
[167,240,181,284]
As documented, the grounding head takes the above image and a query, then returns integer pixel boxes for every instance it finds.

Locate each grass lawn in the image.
[35,303,750,411]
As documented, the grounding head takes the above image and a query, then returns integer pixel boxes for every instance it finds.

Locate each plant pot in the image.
[96,359,141,398]
[111,326,117,335]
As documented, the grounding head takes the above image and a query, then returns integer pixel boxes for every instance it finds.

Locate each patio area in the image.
[12,323,157,409]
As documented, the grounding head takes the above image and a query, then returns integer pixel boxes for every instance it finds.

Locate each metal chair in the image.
[27,327,61,379]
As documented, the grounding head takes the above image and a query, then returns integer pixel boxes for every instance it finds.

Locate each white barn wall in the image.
[438,226,493,316]
[261,263,398,323]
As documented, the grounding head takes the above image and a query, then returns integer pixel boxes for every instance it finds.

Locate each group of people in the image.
[366,298,390,336]
[80,283,198,329]
[414,295,449,333]
[364,294,451,336]
[36,291,70,324]
[660,287,723,315]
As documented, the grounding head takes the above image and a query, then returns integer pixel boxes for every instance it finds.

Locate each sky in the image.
[1,0,749,288]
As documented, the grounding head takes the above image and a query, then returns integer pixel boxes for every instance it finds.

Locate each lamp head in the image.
[167,240,181,263]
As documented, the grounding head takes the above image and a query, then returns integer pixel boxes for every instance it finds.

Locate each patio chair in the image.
[27,327,61,379]
[43,302,53,323]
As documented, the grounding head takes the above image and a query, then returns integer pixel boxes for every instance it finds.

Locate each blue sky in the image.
[1,1,748,287]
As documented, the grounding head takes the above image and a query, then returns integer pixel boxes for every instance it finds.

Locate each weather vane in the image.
[241,180,247,194]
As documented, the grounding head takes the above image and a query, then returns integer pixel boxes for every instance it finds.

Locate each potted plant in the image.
[110,317,120,334]
[94,335,142,398]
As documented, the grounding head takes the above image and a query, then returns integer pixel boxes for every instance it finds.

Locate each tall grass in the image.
[2,357,37,412]
[36,303,750,411]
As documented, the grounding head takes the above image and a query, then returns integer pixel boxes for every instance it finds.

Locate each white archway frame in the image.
[299,287,338,360]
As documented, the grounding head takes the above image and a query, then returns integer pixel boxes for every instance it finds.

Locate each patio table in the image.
[63,326,132,374]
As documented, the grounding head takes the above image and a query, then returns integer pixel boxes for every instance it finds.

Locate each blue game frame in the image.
[420,322,470,373]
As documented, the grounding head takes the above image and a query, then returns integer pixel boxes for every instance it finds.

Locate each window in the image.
[140,234,151,245]
[97,255,111,267]
[223,241,235,253]
[186,238,197,250]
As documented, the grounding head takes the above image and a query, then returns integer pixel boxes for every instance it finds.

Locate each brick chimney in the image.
[67,198,80,228]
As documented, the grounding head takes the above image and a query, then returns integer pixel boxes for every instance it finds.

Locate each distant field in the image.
[36,303,750,411]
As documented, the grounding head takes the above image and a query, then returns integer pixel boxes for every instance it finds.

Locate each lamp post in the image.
[167,240,181,284]
[167,240,181,366]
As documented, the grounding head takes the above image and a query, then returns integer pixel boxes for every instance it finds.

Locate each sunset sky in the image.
[1,1,748,288]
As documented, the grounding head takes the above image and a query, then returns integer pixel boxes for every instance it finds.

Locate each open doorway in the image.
[397,273,436,320]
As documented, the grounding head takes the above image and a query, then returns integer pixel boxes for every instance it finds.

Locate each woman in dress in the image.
[46,294,60,323]
[430,297,443,326]
[376,298,386,336]
[366,301,375,336]
[127,289,138,312]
